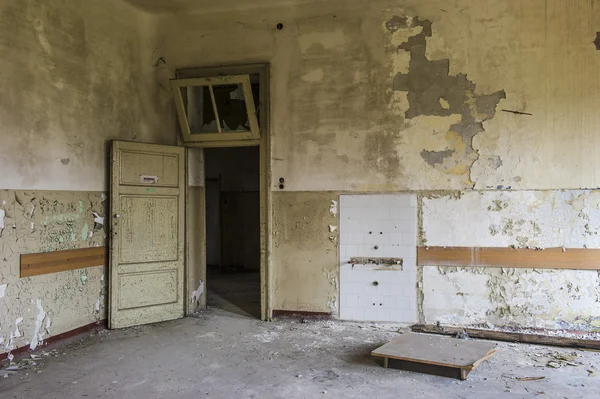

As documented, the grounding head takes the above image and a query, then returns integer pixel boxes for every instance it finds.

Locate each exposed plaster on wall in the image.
[388,15,506,187]
[0,190,107,355]
[424,190,600,248]
[422,190,600,334]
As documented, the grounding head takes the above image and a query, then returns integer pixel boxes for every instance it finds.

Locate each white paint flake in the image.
[0,283,6,298]
[14,317,23,338]
[192,280,205,303]
[328,225,337,233]
[95,297,101,312]
[92,212,104,226]
[30,299,47,350]
[330,200,338,216]
[0,208,4,229]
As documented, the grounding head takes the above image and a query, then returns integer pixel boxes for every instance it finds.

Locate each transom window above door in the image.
[170,75,260,142]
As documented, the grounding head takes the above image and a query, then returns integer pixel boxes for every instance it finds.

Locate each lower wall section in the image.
[271,191,339,314]
[0,190,107,355]
[423,267,600,332]
[421,190,600,335]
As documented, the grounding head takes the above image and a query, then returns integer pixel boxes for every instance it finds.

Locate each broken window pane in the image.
[212,84,251,132]
[171,74,260,142]
[180,86,219,134]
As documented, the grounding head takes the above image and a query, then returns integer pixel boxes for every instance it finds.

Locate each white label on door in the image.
[140,175,159,184]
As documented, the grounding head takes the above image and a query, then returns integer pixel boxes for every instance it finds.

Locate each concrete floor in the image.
[1,274,599,398]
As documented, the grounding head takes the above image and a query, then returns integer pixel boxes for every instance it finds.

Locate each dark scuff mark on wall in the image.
[60,158,70,165]
[385,15,410,32]
[420,148,454,166]
[388,16,505,185]
[594,32,600,50]
[488,155,503,170]
[364,132,403,182]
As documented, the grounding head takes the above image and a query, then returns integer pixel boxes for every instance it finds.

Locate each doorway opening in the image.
[204,146,261,318]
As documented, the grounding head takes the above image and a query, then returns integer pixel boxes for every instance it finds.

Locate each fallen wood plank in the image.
[411,324,600,351]
[372,333,496,380]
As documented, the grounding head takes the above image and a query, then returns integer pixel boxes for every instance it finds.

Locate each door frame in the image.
[179,63,271,321]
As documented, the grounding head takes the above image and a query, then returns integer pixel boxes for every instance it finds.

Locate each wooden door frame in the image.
[179,63,271,321]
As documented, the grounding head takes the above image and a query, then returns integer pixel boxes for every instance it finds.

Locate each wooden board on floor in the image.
[372,333,496,380]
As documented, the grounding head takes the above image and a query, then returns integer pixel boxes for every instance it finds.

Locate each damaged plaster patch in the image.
[439,98,450,110]
[299,29,345,53]
[192,280,205,303]
[420,148,455,166]
[387,15,505,186]
[13,317,23,338]
[301,68,324,82]
[30,299,47,350]
[488,155,503,170]
[329,200,338,216]
[0,283,6,298]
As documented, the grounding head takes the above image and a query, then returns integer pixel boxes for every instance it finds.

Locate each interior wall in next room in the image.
[204,147,260,271]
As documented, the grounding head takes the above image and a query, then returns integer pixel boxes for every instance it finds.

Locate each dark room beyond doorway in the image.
[204,146,260,318]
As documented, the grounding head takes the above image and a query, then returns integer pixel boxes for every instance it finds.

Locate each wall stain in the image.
[387,15,505,186]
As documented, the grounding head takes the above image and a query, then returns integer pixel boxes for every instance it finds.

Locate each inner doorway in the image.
[204,146,261,318]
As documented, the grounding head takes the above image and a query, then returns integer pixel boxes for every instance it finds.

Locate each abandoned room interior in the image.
[1,0,600,397]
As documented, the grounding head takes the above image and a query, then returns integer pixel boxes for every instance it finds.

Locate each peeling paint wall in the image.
[422,191,600,333]
[152,0,600,325]
[155,0,600,192]
[4,0,600,335]
[0,0,175,191]
[0,190,107,354]
[0,0,173,354]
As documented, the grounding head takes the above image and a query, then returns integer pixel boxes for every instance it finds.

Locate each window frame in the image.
[170,74,260,142]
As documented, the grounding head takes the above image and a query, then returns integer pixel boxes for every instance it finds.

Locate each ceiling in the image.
[123,0,315,14]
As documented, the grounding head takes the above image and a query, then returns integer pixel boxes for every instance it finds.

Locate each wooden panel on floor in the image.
[372,333,496,380]
[417,246,600,270]
[20,247,106,277]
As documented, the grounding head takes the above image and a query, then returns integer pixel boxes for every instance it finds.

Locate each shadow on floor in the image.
[206,267,261,319]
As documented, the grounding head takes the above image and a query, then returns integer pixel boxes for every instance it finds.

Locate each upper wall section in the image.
[155,0,600,191]
[0,0,175,191]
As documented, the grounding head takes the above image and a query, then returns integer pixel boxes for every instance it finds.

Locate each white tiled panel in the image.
[339,194,417,323]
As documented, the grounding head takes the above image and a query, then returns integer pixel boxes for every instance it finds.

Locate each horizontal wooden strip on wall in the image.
[417,246,600,270]
[20,247,107,277]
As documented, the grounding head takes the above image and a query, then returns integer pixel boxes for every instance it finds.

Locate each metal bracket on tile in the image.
[349,257,403,270]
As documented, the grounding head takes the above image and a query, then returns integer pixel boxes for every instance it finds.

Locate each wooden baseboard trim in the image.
[3,320,107,360]
[411,324,600,350]
[272,310,333,319]
[417,246,600,270]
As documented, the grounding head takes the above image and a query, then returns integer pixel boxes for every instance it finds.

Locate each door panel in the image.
[119,150,180,187]
[110,141,185,329]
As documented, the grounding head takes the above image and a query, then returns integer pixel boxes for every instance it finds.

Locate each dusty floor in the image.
[0,274,598,398]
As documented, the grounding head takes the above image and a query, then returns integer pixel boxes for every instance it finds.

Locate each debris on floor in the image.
[371,333,496,380]
[1,349,60,379]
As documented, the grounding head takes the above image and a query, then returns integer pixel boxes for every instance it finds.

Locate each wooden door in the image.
[109,141,185,329]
